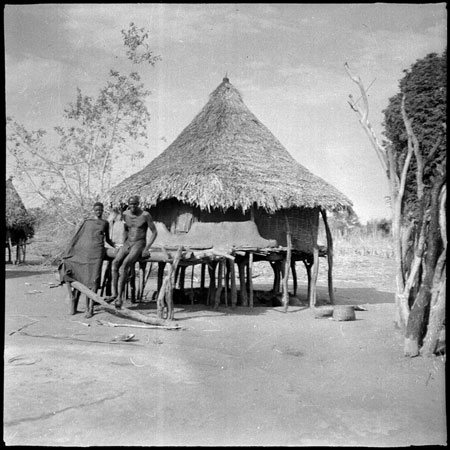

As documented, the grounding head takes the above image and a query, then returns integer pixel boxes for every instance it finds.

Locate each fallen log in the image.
[70,281,181,328]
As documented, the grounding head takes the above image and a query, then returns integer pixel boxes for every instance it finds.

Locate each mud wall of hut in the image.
[255,208,319,253]
[149,199,253,232]
[149,199,196,234]
[254,207,319,253]
[149,199,319,252]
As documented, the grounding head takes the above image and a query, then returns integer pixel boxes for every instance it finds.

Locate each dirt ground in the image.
[3,253,447,447]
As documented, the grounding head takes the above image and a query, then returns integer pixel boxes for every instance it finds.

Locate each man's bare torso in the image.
[123,209,150,243]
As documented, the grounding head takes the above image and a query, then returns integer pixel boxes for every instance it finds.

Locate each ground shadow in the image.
[4,269,55,279]
[330,287,394,305]
[125,302,275,319]
[122,285,393,320]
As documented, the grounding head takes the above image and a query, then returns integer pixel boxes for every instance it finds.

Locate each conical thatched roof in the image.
[107,77,352,213]
[5,177,34,234]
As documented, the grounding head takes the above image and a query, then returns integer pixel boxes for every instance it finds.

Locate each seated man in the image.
[109,196,157,308]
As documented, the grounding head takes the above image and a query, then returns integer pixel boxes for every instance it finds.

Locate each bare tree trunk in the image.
[404,175,445,356]
[420,248,446,356]
[346,64,413,331]
[346,63,446,356]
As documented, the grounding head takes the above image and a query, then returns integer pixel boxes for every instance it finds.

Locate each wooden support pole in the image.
[225,262,230,292]
[304,260,312,301]
[320,208,335,304]
[101,260,112,297]
[274,261,282,294]
[270,261,277,293]
[214,259,224,309]
[168,247,182,320]
[178,265,187,292]
[8,237,14,264]
[189,264,195,305]
[156,247,182,320]
[70,281,178,327]
[309,246,319,307]
[141,262,153,300]
[229,260,237,309]
[248,252,254,308]
[137,261,147,301]
[157,262,165,292]
[156,277,169,318]
[6,238,11,263]
[207,262,217,306]
[291,260,297,297]
[16,240,20,264]
[21,239,27,263]
[129,264,137,303]
[282,216,292,312]
[200,263,206,291]
[238,260,248,306]
[246,262,250,291]
[166,267,175,321]
[224,261,228,307]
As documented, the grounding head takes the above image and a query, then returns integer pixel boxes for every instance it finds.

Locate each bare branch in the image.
[345,63,388,174]
[401,95,424,201]
[397,136,414,204]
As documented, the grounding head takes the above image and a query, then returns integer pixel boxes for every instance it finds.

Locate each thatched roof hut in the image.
[107,77,352,213]
[5,177,34,264]
[5,177,34,237]
[106,77,353,311]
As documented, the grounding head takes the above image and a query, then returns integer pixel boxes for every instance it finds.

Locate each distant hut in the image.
[106,77,352,314]
[5,177,35,264]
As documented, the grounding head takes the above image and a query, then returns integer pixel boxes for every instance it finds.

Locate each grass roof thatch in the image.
[107,77,353,213]
[5,177,35,235]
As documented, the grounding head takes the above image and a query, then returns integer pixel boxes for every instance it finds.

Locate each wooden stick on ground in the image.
[96,319,180,330]
[70,281,180,328]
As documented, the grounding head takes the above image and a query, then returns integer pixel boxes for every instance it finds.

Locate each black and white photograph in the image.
[4,3,447,446]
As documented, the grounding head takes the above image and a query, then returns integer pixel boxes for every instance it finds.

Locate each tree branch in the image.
[401,95,424,201]
[344,63,388,174]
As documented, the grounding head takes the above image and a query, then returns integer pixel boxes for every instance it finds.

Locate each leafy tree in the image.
[6,23,160,229]
[346,49,446,357]
[382,50,446,219]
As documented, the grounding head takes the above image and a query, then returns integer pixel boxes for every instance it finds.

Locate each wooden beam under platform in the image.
[100,243,332,313]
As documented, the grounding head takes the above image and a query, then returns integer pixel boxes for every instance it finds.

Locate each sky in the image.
[4,3,447,223]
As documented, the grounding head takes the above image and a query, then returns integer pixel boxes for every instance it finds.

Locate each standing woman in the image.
[59,202,117,318]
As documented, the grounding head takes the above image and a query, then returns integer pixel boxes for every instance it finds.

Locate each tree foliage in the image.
[382,50,447,219]
[6,23,160,228]
[121,22,162,65]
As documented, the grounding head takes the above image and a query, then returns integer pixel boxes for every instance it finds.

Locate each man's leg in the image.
[85,295,94,318]
[115,242,145,308]
[108,246,129,302]
[67,283,81,315]
[115,262,129,308]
